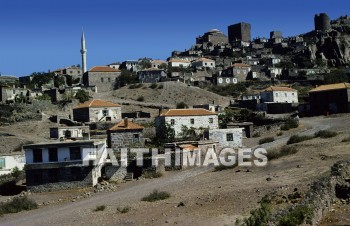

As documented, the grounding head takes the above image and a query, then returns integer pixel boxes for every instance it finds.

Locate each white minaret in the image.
[80,31,87,74]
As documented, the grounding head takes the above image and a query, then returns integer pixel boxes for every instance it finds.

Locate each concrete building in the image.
[23,139,107,191]
[50,126,90,140]
[205,128,243,148]
[107,62,121,70]
[0,154,25,176]
[196,29,228,46]
[309,83,350,115]
[107,118,145,149]
[82,66,121,92]
[168,59,191,68]
[228,22,251,43]
[137,68,167,83]
[155,109,219,138]
[73,99,122,123]
[260,86,298,103]
[192,58,216,69]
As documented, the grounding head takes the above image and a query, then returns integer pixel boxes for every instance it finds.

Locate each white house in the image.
[50,126,90,140]
[151,60,167,69]
[192,58,216,69]
[155,109,219,138]
[73,99,122,123]
[23,139,107,190]
[0,154,25,176]
[168,59,191,68]
[260,86,298,103]
[206,128,243,149]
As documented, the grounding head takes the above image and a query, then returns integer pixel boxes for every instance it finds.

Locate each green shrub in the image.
[244,202,271,226]
[117,206,130,213]
[158,84,164,89]
[259,137,275,145]
[342,137,350,142]
[94,205,106,212]
[176,101,188,109]
[149,83,158,89]
[0,196,38,215]
[75,89,90,103]
[129,83,143,89]
[314,130,337,138]
[277,131,283,136]
[287,135,313,145]
[267,146,298,160]
[281,118,299,131]
[136,96,145,102]
[278,205,313,226]
[141,190,170,202]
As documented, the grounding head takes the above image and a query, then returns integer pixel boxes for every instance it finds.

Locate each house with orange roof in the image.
[309,83,350,115]
[82,66,121,92]
[155,109,219,138]
[73,99,122,123]
[258,86,298,113]
[168,59,191,68]
[260,86,298,104]
[107,118,145,149]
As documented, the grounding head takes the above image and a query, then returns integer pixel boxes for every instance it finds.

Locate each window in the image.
[78,71,81,74]
[170,119,175,125]
[190,119,195,124]
[33,149,43,163]
[0,158,5,169]
[101,78,104,83]
[275,93,278,97]
[205,63,207,66]
[108,78,111,82]
[69,147,81,160]
[209,118,213,123]
[102,110,108,117]
[48,148,58,162]
[226,133,233,141]
[70,71,73,74]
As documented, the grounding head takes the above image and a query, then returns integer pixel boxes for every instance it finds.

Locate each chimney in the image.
[124,117,128,128]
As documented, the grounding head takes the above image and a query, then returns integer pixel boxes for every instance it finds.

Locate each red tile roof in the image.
[310,83,350,93]
[109,119,144,131]
[74,99,121,109]
[159,109,217,117]
[263,86,296,92]
[232,63,251,68]
[89,66,121,72]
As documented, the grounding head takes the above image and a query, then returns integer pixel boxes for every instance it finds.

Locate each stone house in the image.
[309,83,350,115]
[137,68,167,83]
[205,128,243,148]
[53,66,82,77]
[50,126,90,140]
[221,63,251,81]
[73,99,122,123]
[192,58,216,69]
[107,118,145,149]
[23,139,107,191]
[0,85,31,103]
[168,59,191,68]
[82,66,121,92]
[120,60,139,72]
[0,154,25,176]
[155,109,219,138]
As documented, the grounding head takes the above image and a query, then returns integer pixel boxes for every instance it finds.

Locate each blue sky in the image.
[0,0,349,76]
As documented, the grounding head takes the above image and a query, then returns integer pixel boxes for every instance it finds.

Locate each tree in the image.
[115,69,139,88]
[159,63,168,71]
[54,76,65,88]
[139,59,152,69]
[29,72,54,88]
[176,102,188,109]
[75,89,90,103]
[154,123,175,146]
[324,69,349,84]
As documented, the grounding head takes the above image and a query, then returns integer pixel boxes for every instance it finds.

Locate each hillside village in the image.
[1,12,350,225]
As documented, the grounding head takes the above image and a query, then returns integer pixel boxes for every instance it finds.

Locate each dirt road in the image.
[1,115,349,226]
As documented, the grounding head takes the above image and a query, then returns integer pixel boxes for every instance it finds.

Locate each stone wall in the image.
[104,165,127,182]
[108,130,144,149]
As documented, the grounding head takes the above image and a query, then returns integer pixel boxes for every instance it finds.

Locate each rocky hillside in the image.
[95,81,231,109]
